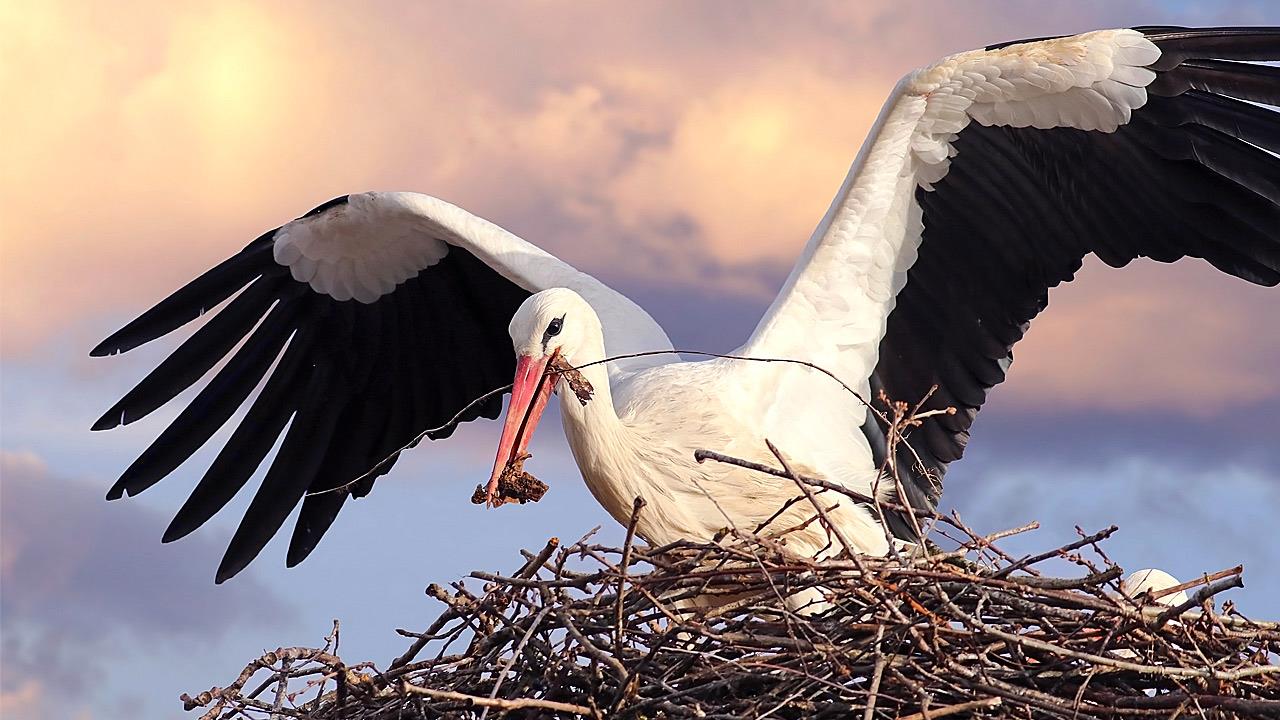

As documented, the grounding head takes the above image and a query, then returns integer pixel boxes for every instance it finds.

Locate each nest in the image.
[184,450,1279,719]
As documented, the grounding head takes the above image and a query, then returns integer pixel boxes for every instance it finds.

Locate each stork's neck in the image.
[556,348,622,444]
[556,340,650,527]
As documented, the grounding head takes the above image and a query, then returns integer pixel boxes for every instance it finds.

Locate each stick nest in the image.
[184,478,1279,719]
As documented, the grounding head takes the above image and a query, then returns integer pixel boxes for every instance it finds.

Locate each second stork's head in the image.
[484,288,602,505]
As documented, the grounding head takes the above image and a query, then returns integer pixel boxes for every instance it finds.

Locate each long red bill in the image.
[484,353,555,507]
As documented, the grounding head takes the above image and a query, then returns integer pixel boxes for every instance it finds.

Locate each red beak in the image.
[484,353,555,506]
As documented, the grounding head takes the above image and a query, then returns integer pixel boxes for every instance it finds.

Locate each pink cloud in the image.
[0,680,51,720]
[0,450,291,718]
[1003,258,1280,415]
[2,0,1275,417]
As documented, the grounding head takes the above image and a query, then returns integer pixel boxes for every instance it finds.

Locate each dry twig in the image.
[188,494,1277,719]
[191,387,1276,719]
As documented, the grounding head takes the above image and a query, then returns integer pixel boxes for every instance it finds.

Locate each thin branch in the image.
[401,684,595,716]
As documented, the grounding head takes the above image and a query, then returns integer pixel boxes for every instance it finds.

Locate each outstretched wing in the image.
[741,27,1280,524]
[93,191,672,581]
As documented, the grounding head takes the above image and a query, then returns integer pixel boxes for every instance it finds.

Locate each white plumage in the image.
[92,27,1280,582]
[1121,568,1189,607]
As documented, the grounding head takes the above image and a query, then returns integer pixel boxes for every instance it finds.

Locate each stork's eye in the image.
[546,316,564,337]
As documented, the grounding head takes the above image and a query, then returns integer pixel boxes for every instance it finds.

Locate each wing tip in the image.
[91,328,136,357]
[89,342,115,358]
[163,491,225,544]
[286,496,346,568]
[284,545,310,568]
[161,517,193,544]
[286,517,319,568]
[105,461,163,501]
[91,326,150,358]
[215,552,249,584]
[91,403,127,431]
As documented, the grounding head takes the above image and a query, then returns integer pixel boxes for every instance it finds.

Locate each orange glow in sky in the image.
[2,0,1276,415]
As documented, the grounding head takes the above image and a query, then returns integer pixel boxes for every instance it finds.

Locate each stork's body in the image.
[91,27,1280,582]
[561,348,885,557]
[495,287,889,557]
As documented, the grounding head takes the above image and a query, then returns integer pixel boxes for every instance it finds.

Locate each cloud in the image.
[2,3,1278,717]
[3,0,1277,428]
[1000,257,1280,414]
[943,454,1280,613]
[0,680,48,720]
[0,450,291,718]
[962,400,1280,480]
[605,67,882,266]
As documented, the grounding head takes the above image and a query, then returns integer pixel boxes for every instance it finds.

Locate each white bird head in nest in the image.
[1121,568,1189,606]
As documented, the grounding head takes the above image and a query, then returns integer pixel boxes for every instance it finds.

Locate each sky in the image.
[2,2,1279,718]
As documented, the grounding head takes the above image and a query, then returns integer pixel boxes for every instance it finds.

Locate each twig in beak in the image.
[471,453,548,507]
[548,354,593,406]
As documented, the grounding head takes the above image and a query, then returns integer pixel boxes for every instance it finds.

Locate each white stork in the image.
[93,27,1280,583]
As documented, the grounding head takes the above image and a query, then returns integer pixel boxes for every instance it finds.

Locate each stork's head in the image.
[507,287,600,365]
[485,288,600,506]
